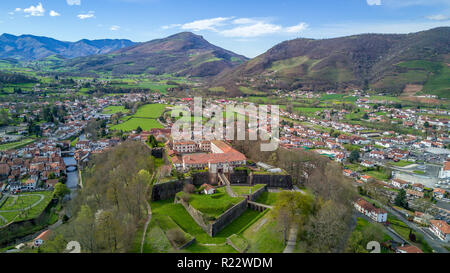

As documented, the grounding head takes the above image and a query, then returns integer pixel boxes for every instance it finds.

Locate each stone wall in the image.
[248,185,267,202]
[250,174,293,189]
[209,199,248,237]
[175,196,209,231]
[229,170,249,184]
[176,195,248,237]
[192,172,213,186]
[151,178,193,201]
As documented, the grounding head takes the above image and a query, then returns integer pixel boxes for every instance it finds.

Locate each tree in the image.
[349,150,360,163]
[394,189,408,209]
[53,183,70,200]
[147,135,158,148]
[136,126,143,134]
[272,191,314,244]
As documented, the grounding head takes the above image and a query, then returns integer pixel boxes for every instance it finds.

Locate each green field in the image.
[0,139,35,151]
[255,192,280,206]
[177,188,244,219]
[145,199,265,253]
[110,117,163,131]
[109,103,170,132]
[230,185,265,196]
[133,104,170,118]
[0,191,54,224]
[242,211,286,253]
[102,106,129,115]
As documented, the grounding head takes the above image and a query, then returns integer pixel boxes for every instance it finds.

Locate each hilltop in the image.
[212,27,450,98]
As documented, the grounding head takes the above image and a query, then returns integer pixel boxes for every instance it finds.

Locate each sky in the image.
[0,0,449,58]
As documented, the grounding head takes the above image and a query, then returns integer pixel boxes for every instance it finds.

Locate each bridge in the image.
[247,201,273,212]
[66,164,78,172]
[61,151,74,156]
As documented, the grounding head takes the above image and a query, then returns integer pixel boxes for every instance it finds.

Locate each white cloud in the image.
[67,0,81,5]
[221,21,308,37]
[110,25,121,31]
[166,17,308,38]
[221,22,282,37]
[50,10,61,17]
[367,0,382,5]
[181,17,233,31]
[78,11,95,20]
[232,18,260,25]
[23,3,45,17]
[426,14,449,20]
[285,23,309,33]
[162,24,182,30]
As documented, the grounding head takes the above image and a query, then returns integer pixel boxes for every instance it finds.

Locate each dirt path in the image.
[283,227,298,253]
[140,173,156,253]
[140,201,152,253]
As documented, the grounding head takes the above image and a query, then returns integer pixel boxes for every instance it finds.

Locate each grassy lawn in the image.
[102,106,129,115]
[133,104,170,119]
[242,211,285,253]
[110,117,163,131]
[388,215,433,253]
[364,170,391,181]
[391,160,413,167]
[150,199,265,248]
[230,184,265,196]
[0,138,35,151]
[183,242,237,253]
[255,192,280,206]
[228,234,249,252]
[179,188,244,219]
[142,223,174,253]
[0,191,54,223]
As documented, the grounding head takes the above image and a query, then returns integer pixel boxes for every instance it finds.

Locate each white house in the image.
[429,220,450,242]
[354,198,388,223]
[202,184,216,195]
[391,178,409,189]
[439,161,450,179]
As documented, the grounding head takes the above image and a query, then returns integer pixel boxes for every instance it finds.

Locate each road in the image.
[379,203,448,253]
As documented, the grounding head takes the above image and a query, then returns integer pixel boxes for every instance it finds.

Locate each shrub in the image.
[180,192,191,202]
[183,184,196,194]
[166,228,187,246]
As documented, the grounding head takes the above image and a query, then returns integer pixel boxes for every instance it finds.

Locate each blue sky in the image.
[1,0,449,57]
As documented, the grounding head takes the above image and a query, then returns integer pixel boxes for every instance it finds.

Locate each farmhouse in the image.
[202,184,216,195]
[354,198,387,223]
[429,220,450,242]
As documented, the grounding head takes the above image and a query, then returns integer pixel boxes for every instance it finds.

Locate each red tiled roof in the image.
[397,245,423,253]
[430,220,450,234]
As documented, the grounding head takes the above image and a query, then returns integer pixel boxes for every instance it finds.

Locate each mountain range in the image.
[212,27,450,97]
[58,32,248,77]
[0,27,449,97]
[0,33,135,60]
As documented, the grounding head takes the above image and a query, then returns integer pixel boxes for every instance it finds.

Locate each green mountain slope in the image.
[212,27,450,98]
